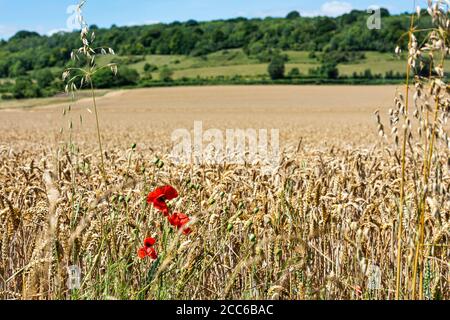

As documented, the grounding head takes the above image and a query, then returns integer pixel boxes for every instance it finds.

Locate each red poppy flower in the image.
[168,213,180,227]
[138,247,147,259]
[168,213,192,235]
[177,213,190,226]
[177,213,192,235]
[138,237,158,259]
[147,185,179,216]
[144,237,156,248]
[182,227,192,235]
[146,247,158,260]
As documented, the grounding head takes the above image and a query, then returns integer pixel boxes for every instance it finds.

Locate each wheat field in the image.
[1,0,450,301]
[0,84,448,300]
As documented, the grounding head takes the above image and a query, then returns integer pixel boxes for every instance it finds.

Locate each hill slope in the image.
[0,8,426,100]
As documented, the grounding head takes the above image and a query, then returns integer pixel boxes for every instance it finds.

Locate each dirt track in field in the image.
[0,85,399,150]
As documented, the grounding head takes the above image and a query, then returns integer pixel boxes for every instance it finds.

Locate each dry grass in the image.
[0,0,449,301]
[0,85,448,300]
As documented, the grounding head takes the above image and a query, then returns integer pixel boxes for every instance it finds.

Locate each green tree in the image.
[268,55,285,80]
[9,30,40,41]
[186,20,199,27]
[12,77,41,99]
[0,60,8,77]
[286,11,301,19]
[159,67,174,82]
[92,66,140,88]
[10,61,27,77]
[34,69,54,88]
[143,63,158,72]
[288,67,300,78]
[212,29,226,43]
[363,69,373,79]
[319,61,339,79]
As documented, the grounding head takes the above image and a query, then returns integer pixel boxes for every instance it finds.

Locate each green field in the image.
[1,50,407,105]
[97,49,406,80]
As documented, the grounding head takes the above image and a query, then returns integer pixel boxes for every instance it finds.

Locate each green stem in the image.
[89,78,107,182]
[395,13,414,300]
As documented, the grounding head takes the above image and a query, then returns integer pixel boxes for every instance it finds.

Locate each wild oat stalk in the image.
[389,0,450,300]
[410,1,449,299]
[395,15,414,300]
[62,0,118,182]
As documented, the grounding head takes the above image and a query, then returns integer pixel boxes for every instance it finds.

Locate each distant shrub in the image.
[159,67,174,82]
[142,73,153,81]
[268,55,285,80]
[363,69,373,79]
[34,69,54,88]
[320,51,366,64]
[12,77,42,99]
[308,51,317,59]
[1,93,14,100]
[92,66,140,88]
[143,63,158,72]
[254,49,288,63]
[288,67,301,78]
[309,64,334,79]
[319,61,339,79]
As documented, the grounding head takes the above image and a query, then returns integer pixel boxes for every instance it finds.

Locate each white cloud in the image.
[253,1,354,19]
[302,1,353,17]
[47,28,70,36]
[125,21,157,27]
[0,25,18,39]
[320,1,353,17]
[145,20,160,25]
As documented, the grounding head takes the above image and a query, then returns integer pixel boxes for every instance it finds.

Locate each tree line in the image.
[0,8,431,99]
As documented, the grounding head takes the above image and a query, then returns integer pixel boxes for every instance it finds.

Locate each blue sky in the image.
[0,0,416,39]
